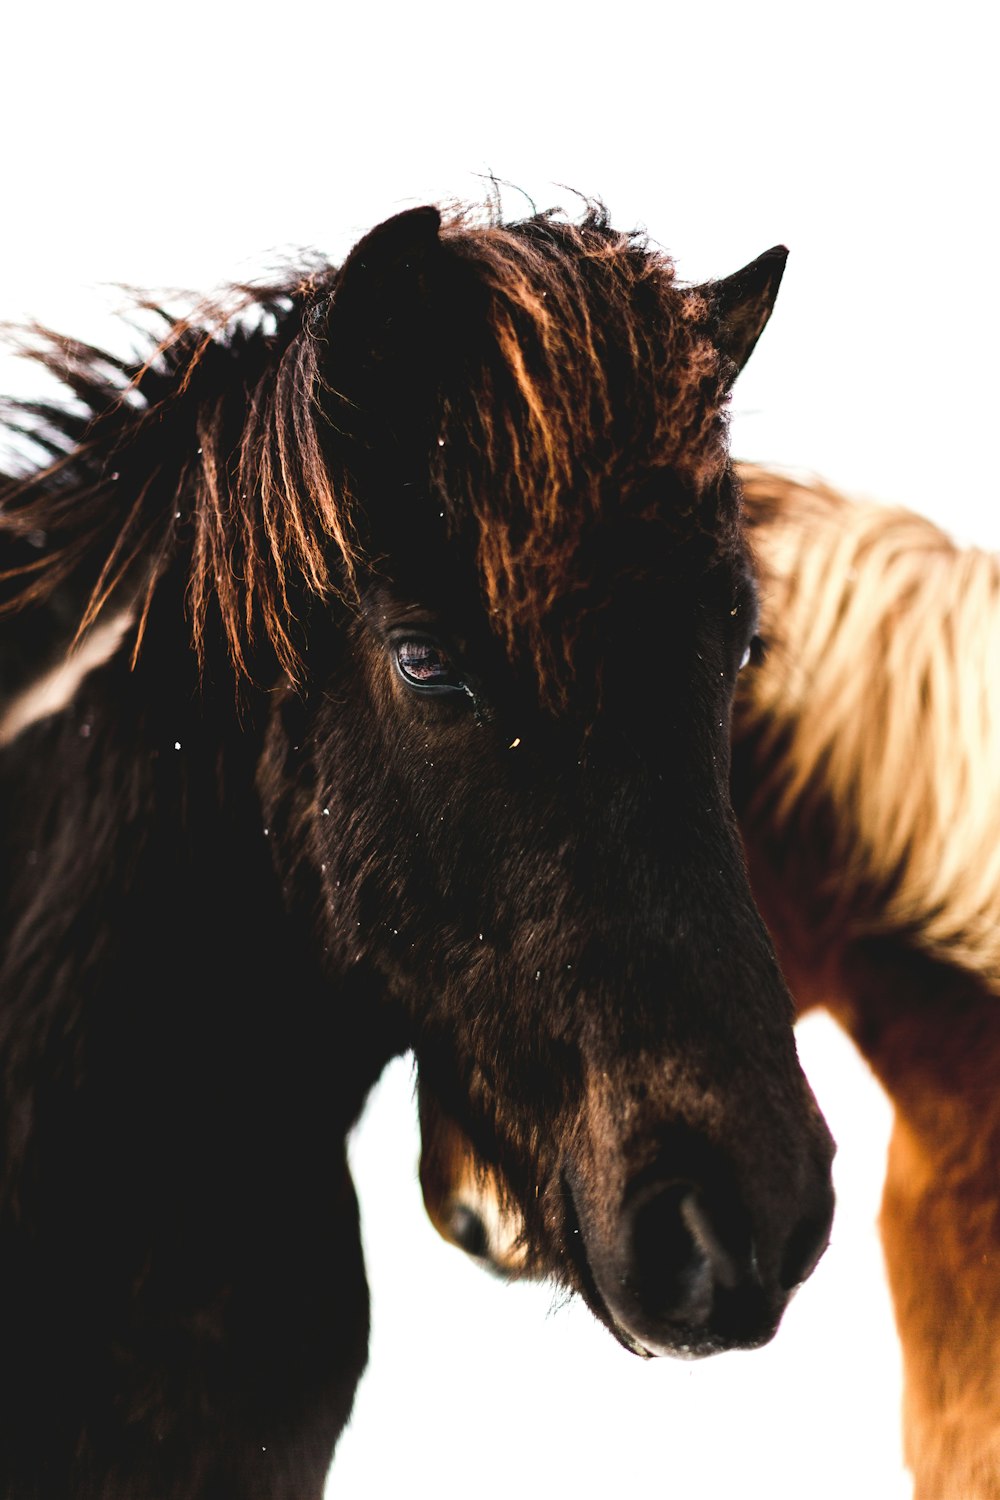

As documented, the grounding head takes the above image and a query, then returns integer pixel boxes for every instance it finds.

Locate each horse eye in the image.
[393,637,466,695]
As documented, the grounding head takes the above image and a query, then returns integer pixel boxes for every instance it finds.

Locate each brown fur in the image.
[735,468,1000,1499]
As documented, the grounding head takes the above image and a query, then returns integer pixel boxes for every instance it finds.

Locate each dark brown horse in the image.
[425,464,1000,1499]
[0,205,833,1498]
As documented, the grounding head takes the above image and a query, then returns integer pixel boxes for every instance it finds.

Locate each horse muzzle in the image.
[564,1125,835,1359]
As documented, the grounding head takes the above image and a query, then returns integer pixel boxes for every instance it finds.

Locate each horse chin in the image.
[624,1311,783,1361]
[577,1269,783,1363]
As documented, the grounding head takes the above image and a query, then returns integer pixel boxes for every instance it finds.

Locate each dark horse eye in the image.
[393,637,466,695]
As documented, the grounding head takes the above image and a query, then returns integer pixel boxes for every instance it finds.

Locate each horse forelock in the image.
[426,213,738,707]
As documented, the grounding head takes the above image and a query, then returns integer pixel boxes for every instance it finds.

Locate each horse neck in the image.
[0,614,262,1000]
[0,600,400,1146]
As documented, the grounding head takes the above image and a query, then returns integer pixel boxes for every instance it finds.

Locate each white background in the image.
[3,3,996,1496]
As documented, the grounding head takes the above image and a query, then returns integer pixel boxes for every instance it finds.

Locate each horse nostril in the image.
[446,1200,490,1259]
[779,1197,834,1290]
[627,1182,741,1329]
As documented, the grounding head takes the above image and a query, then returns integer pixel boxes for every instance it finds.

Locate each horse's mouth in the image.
[559,1171,658,1361]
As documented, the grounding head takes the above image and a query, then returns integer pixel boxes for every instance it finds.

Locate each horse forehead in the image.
[428,336,736,698]
[472,496,744,703]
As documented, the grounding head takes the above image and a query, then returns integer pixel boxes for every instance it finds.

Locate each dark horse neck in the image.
[0,600,399,1498]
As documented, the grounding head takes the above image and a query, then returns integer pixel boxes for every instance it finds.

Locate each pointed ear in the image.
[705,245,788,382]
[332,205,443,315]
[314,205,443,344]
[340,205,443,280]
[318,206,445,424]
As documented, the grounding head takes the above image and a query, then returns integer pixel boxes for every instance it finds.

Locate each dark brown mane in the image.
[1,203,737,700]
[0,268,343,683]
[431,210,737,700]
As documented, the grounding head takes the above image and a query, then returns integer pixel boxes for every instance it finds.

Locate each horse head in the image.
[254,205,835,1357]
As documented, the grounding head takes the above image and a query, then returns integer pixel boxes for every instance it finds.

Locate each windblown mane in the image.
[0,268,347,685]
[737,465,1000,984]
[1,204,736,705]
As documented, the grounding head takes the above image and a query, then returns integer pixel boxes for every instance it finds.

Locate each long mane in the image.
[0,269,346,684]
[1,204,736,703]
[738,465,1000,985]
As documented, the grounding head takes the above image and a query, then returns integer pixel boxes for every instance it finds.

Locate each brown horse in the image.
[738,466,1000,1499]
[422,464,1000,1498]
[0,205,834,1497]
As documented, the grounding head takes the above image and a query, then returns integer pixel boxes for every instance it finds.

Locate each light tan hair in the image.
[737,464,1000,986]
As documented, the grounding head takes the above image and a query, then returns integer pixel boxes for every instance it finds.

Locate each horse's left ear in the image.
[704,246,788,383]
[315,206,446,432]
[332,205,444,317]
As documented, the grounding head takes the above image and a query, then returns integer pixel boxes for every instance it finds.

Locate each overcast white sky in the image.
[3,3,995,1496]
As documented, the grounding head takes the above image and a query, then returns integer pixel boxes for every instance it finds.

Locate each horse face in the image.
[260,208,835,1359]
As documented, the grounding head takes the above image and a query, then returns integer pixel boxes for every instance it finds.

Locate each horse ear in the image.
[317,206,445,385]
[317,206,445,431]
[704,246,788,382]
[331,206,443,316]
[341,205,442,274]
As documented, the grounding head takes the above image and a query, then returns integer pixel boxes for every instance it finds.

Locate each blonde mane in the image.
[737,464,1000,986]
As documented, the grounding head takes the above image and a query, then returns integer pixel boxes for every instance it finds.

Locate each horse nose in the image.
[778,1184,835,1291]
[623,1178,754,1335]
[445,1200,491,1259]
[435,1190,529,1276]
[597,1159,835,1356]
